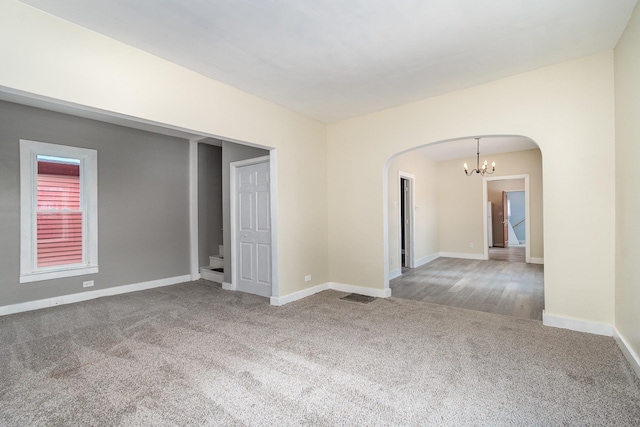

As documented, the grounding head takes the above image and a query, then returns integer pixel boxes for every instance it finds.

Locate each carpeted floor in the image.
[1,280,638,425]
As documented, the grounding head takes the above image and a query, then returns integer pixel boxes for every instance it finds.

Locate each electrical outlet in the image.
[304,275,311,282]
[469,242,474,248]
[83,280,94,288]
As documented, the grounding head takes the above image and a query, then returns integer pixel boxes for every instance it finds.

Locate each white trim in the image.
[199,267,223,283]
[270,283,329,306]
[222,281,235,291]
[19,140,98,283]
[483,174,531,263]
[189,139,200,281]
[530,257,544,264]
[20,266,99,283]
[389,269,402,280]
[439,252,485,260]
[613,327,640,379]
[329,282,392,298]
[231,155,270,168]
[270,282,392,306]
[398,171,416,269]
[415,253,439,268]
[388,254,439,280]
[542,310,613,336]
[269,151,280,298]
[0,275,190,316]
[230,164,238,290]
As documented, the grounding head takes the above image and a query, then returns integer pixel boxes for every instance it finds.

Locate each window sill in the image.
[19,266,99,283]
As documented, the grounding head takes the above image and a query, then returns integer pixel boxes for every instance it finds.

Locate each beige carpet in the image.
[1,280,638,425]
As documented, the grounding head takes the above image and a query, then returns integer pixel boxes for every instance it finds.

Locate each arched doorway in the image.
[384,135,545,320]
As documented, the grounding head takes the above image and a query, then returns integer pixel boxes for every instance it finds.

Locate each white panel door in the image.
[235,161,271,297]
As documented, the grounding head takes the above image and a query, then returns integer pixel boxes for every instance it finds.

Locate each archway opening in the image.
[383,135,545,320]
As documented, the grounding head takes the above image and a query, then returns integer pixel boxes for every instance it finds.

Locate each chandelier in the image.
[463,137,495,176]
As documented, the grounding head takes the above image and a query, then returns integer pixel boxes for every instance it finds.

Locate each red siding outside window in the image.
[36,159,83,268]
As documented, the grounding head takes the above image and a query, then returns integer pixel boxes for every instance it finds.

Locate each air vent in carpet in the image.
[340,293,376,304]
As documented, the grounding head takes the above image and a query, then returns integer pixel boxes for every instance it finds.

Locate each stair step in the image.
[209,256,224,269]
[200,266,223,283]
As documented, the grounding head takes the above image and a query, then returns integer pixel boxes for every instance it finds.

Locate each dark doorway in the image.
[400,177,410,268]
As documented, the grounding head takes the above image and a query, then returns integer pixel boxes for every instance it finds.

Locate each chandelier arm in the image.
[464,168,482,176]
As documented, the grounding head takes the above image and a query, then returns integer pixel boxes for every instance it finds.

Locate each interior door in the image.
[502,191,509,248]
[236,161,271,297]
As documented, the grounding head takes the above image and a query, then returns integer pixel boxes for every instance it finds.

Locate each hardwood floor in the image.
[489,246,525,262]
[390,256,544,320]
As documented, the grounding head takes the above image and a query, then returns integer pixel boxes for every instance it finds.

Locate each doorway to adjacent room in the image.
[484,175,530,263]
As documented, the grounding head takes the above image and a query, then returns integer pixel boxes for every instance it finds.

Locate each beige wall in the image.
[328,52,615,325]
[0,0,626,331]
[387,151,439,276]
[615,3,640,363]
[437,149,543,259]
[487,179,524,248]
[0,0,328,297]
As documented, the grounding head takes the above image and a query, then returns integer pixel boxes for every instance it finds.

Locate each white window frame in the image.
[20,140,98,283]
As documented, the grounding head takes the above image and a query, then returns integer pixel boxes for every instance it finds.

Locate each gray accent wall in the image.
[197,143,223,267]
[0,100,190,306]
[221,140,269,283]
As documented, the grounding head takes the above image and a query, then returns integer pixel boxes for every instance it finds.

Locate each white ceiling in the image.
[18,0,637,124]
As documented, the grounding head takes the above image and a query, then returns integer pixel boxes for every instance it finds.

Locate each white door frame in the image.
[398,171,416,269]
[229,154,279,298]
[189,144,279,298]
[189,138,205,280]
[482,174,531,263]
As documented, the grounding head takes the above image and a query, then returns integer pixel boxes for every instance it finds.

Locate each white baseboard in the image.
[542,310,613,336]
[388,269,401,280]
[415,253,439,268]
[389,253,438,279]
[613,327,640,379]
[270,283,329,306]
[0,275,191,316]
[270,282,392,306]
[222,281,235,291]
[329,282,392,298]
[439,252,485,260]
[530,257,544,264]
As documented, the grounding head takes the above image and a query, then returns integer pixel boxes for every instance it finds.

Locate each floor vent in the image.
[340,293,376,304]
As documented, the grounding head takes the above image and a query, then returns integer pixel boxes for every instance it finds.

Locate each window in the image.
[20,140,98,283]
